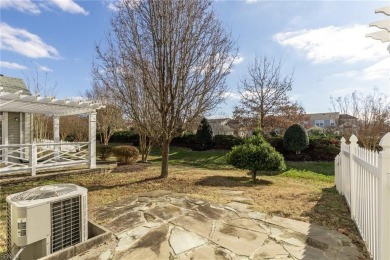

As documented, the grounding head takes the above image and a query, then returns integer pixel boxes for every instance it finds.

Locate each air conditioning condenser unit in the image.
[6,184,88,260]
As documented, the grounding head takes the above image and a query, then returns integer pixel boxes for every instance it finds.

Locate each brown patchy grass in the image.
[0,148,369,259]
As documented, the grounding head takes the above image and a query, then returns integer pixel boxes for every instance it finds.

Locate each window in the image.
[330,119,335,126]
[315,120,324,127]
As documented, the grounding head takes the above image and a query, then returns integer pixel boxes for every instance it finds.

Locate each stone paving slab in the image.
[89,189,361,260]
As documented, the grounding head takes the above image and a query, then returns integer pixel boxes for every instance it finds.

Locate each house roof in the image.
[306,112,340,120]
[208,118,230,124]
[0,75,31,95]
[0,76,103,116]
[340,114,357,120]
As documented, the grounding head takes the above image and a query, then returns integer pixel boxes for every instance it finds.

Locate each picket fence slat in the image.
[335,133,390,260]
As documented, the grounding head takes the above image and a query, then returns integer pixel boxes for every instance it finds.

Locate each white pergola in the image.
[0,89,104,175]
[366,6,390,52]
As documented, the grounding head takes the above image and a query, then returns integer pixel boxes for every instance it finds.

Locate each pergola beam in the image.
[0,90,104,116]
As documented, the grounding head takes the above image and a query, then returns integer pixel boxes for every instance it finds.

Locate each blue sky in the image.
[1,0,389,117]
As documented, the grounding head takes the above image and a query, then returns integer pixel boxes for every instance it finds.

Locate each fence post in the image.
[349,134,358,220]
[340,137,346,195]
[53,116,60,161]
[29,144,37,176]
[378,132,390,260]
[88,112,97,169]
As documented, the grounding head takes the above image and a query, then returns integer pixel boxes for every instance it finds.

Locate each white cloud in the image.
[0,0,40,14]
[233,55,244,65]
[0,22,60,59]
[245,0,259,4]
[362,57,390,80]
[49,0,88,15]
[331,71,359,78]
[107,2,118,11]
[222,91,241,99]
[0,0,88,15]
[330,87,366,97]
[103,0,140,11]
[330,57,390,81]
[274,24,387,63]
[0,61,27,70]
[39,65,53,72]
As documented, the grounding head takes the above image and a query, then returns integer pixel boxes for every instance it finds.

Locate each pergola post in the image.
[1,112,8,162]
[53,116,60,161]
[88,112,97,169]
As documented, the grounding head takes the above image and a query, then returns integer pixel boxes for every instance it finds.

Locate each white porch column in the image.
[88,112,97,169]
[53,116,60,161]
[2,112,8,162]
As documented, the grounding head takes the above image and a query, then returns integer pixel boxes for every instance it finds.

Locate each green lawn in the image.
[149,147,231,170]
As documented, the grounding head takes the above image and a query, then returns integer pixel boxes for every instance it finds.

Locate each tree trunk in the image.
[160,138,170,178]
[252,170,257,183]
[139,133,152,163]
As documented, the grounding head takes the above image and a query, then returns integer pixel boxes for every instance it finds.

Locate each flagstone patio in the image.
[84,190,361,260]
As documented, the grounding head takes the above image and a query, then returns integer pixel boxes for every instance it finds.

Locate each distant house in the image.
[306,112,339,129]
[208,118,234,135]
[0,75,32,146]
[305,112,358,134]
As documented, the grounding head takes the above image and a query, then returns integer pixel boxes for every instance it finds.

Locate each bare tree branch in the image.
[235,56,294,129]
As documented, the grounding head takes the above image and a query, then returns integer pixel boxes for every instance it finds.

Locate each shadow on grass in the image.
[301,186,369,259]
[195,175,273,187]
[149,147,230,170]
[86,176,163,192]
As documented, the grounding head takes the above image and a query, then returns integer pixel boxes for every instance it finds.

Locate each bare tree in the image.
[93,0,237,177]
[60,115,89,142]
[235,56,294,129]
[263,102,309,134]
[85,83,124,145]
[23,66,57,142]
[228,107,258,137]
[331,89,390,150]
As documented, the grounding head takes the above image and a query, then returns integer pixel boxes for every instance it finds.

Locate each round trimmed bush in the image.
[226,137,286,183]
[97,145,112,161]
[112,145,139,164]
[283,124,309,154]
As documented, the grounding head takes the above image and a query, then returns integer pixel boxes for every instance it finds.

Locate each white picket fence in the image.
[335,133,390,260]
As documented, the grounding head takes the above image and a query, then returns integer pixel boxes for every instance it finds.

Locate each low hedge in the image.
[267,136,340,161]
[212,135,244,150]
[109,130,139,144]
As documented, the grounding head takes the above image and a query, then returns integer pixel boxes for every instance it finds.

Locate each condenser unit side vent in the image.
[6,202,11,256]
[51,196,81,253]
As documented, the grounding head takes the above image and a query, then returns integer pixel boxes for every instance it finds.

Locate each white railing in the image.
[0,142,89,176]
[335,133,390,260]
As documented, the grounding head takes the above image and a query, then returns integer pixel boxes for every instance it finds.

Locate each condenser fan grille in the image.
[51,196,81,253]
[11,184,78,201]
